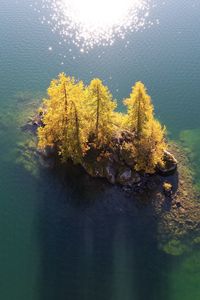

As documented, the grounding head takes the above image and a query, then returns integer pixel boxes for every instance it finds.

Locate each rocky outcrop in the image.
[32,113,44,127]
[81,130,178,187]
[116,168,132,185]
[116,168,141,186]
[21,112,44,134]
[105,164,116,184]
[157,150,178,176]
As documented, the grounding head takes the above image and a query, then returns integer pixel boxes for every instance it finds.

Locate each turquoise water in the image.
[0,0,200,299]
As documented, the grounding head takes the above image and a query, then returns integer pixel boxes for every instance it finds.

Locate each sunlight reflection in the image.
[40,0,155,51]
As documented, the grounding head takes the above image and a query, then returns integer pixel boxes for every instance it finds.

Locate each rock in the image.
[157,150,178,176]
[21,112,44,134]
[183,190,188,197]
[32,114,44,127]
[123,155,135,168]
[117,168,132,185]
[105,165,116,184]
[186,219,193,226]
[32,110,46,128]
[82,163,94,177]
[39,145,57,158]
[121,130,135,142]
[111,130,135,145]
[132,173,141,184]
[94,167,104,177]
[116,168,141,186]
[176,201,182,208]
[21,122,38,133]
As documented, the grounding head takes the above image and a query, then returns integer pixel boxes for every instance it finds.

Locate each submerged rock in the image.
[21,112,44,134]
[163,239,189,256]
[32,113,44,127]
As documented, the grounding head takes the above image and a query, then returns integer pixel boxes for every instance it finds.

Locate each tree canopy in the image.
[86,78,116,145]
[124,81,166,173]
[37,73,167,173]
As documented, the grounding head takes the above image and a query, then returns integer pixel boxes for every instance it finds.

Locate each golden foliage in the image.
[124,81,166,173]
[38,73,88,163]
[124,81,154,137]
[37,74,167,172]
[85,78,117,145]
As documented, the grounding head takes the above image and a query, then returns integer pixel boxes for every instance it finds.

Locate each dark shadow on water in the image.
[161,170,179,212]
[38,164,174,300]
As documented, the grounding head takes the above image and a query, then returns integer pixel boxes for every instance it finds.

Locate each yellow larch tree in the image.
[135,120,167,173]
[85,78,117,146]
[37,73,88,164]
[37,75,167,173]
[124,81,166,173]
[124,81,154,138]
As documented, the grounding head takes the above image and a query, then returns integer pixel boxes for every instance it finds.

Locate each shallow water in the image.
[0,0,200,299]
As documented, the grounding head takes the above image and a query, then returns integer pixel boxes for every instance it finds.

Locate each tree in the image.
[85,78,117,146]
[124,81,154,139]
[124,82,166,173]
[38,75,167,173]
[38,73,88,164]
[135,120,166,173]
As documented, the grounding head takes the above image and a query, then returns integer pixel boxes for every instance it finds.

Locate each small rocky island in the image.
[19,73,200,255]
[36,73,177,191]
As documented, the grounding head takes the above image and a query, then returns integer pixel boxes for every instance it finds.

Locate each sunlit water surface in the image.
[36,0,155,50]
[0,0,200,299]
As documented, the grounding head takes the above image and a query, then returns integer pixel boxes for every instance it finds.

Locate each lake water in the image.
[0,0,200,299]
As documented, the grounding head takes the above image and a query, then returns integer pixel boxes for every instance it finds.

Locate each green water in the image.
[0,0,200,299]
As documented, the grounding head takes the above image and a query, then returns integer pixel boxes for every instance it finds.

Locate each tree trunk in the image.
[136,91,142,139]
[96,85,100,142]
[72,101,82,157]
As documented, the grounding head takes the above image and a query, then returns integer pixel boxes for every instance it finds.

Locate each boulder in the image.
[32,111,45,128]
[116,168,132,185]
[121,130,135,142]
[105,165,116,184]
[111,130,135,145]
[93,164,105,178]
[157,150,178,176]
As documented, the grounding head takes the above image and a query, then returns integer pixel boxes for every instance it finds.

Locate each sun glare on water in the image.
[65,0,139,28]
[39,0,155,50]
